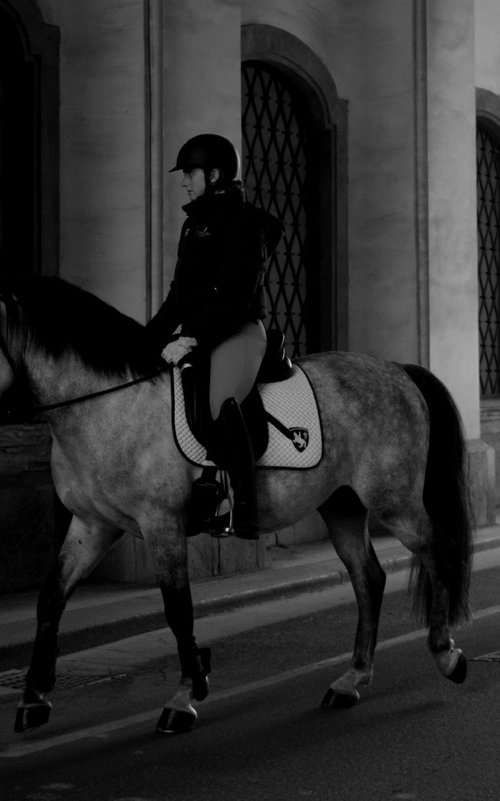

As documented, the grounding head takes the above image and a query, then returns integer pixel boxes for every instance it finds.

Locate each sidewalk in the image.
[1,523,500,673]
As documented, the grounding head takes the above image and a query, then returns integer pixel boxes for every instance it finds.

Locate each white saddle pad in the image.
[172,364,322,469]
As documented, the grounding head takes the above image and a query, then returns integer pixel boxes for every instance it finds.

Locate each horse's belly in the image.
[256,462,334,533]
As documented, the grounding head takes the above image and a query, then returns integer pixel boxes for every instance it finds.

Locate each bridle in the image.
[0,297,165,414]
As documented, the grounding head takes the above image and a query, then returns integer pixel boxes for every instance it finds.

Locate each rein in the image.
[34,369,166,413]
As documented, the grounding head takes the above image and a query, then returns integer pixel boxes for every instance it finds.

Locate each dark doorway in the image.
[0,9,37,278]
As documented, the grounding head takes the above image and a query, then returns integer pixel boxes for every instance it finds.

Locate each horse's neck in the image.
[25,350,171,434]
[27,351,104,409]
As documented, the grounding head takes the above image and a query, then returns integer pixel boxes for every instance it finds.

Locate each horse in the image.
[0,275,472,735]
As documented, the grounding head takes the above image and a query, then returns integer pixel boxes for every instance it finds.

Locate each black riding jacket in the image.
[146,183,283,352]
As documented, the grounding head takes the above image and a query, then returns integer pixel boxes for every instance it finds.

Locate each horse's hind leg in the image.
[15,516,123,733]
[319,487,386,709]
[377,506,467,684]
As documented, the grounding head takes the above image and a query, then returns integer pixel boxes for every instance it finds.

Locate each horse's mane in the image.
[1,275,162,378]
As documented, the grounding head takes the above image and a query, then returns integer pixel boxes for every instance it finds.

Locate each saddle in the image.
[178,328,293,461]
[175,332,321,537]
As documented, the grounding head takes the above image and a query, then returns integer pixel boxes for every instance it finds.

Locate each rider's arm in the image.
[145,281,181,351]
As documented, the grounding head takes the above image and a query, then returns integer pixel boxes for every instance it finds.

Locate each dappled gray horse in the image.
[0,276,472,735]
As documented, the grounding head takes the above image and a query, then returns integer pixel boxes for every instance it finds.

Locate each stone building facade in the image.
[0,0,499,590]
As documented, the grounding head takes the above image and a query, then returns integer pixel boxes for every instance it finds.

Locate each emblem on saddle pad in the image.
[290,428,309,452]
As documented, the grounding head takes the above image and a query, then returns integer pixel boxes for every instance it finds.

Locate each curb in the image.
[197,533,500,615]
[1,534,499,672]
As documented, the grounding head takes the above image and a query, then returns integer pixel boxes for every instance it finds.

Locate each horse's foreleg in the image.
[319,488,386,709]
[13,564,63,732]
[145,516,209,735]
[156,580,211,734]
[15,516,123,733]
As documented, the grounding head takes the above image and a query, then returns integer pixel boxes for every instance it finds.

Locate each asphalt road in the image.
[2,561,500,800]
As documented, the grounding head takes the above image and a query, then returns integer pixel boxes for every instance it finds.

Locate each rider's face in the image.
[181,168,206,200]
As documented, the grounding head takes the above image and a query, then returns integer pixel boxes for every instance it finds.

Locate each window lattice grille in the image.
[478,123,500,397]
[241,62,309,358]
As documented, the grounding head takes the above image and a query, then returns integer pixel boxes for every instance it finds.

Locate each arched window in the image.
[242,25,347,357]
[241,61,319,357]
[477,120,500,397]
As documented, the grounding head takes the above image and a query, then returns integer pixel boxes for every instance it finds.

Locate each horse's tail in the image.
[401,364,473,626]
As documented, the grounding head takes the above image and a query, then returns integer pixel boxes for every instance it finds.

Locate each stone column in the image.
[422,0,495,522]
[161,0,243,297]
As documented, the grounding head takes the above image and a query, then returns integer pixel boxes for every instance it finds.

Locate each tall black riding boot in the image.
[216,397,259,540]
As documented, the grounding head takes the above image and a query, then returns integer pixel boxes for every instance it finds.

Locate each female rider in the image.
[146,134,283,538]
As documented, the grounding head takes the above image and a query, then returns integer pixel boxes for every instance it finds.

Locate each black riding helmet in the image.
[169,134,240,184]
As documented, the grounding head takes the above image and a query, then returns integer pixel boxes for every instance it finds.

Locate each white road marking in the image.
[3,603,500,759]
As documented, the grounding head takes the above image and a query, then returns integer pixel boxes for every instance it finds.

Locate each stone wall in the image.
[2,0,496,593]
[39,0,148,321]
[36,0,489,443]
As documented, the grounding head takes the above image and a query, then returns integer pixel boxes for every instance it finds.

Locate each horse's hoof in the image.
[321,687,360,709]
[445,652,467,684]
[14,699,52,733]
[156,705,197,735]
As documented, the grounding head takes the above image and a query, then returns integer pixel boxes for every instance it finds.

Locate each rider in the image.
[146,133,283,539]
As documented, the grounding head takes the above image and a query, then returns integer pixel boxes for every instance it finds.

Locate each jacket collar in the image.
[182,182,245,221]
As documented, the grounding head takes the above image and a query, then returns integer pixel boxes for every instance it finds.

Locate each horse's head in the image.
[0,280,64,418]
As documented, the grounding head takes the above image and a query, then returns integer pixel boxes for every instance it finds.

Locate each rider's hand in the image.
[178,336,198,350]
[161,337,198,366]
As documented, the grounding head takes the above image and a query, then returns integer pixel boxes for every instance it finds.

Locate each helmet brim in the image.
[170,135,240,180]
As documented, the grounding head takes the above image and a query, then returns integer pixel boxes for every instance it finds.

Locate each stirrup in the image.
[192,466,224,510]
[188,468,233,538]
[207,510,234,539]
[186,466,225,536]
[206,505,259,540]
[209,499,259,540]
[207,474,234,538]
[207,473,259,540]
